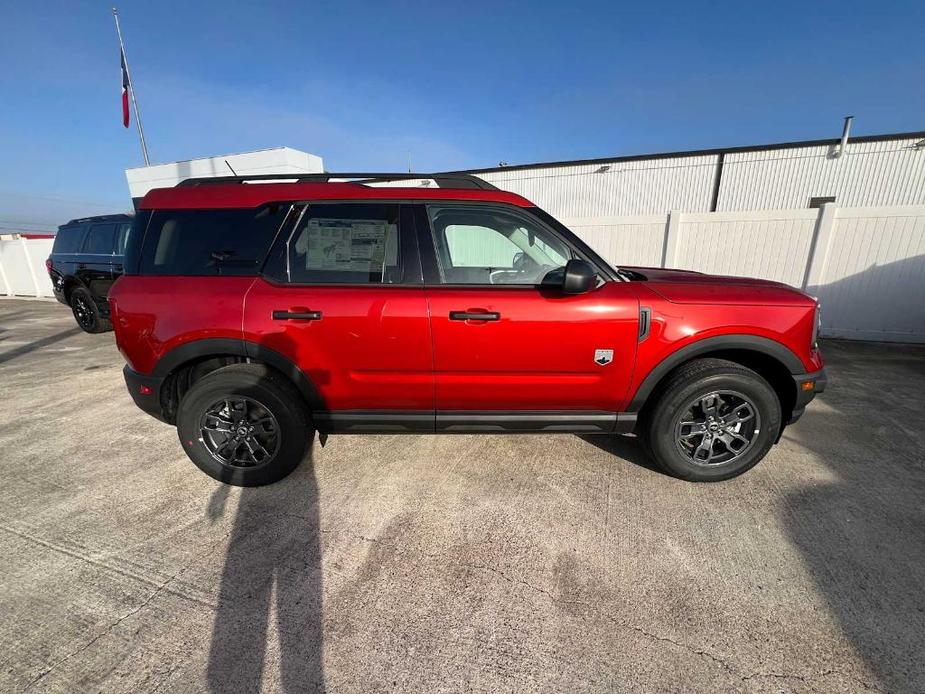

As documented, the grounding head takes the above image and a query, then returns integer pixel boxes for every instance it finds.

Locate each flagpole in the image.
[112,7,150,166]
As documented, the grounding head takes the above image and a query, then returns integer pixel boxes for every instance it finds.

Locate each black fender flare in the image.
[62,277,87,302]
[627,334,805,412]
[151,338,324,411]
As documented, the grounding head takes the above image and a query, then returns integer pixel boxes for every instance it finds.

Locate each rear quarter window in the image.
[52,225,87,254]
[138,205,290,276]
[82,224,118,255]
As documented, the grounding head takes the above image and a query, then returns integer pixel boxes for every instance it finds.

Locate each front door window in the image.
[427,205,571,285]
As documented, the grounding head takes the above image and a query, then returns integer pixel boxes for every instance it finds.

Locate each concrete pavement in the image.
[1,298,923,693]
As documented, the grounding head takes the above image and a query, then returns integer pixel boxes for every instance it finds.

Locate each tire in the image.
[176,363,312,487]
[642,358,781,482]
[70,287,111,333]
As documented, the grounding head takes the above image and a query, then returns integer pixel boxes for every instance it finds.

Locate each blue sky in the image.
[1,0,923,231]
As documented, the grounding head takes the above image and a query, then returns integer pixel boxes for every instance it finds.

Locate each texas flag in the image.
[120,49,130,128]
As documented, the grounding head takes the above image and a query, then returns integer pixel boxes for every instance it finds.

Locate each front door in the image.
[417,203,639,432]
[244,202,434,432]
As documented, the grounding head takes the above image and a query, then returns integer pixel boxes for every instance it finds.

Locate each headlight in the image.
[812,303,821,349]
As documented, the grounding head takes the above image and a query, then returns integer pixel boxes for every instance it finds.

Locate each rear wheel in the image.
[643,358,781,482]
[176,363,312,486]
[70,287,111,333]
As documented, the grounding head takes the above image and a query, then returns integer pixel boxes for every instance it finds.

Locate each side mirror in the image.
[561,258,597,294]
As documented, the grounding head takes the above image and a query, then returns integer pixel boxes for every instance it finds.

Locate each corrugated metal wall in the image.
[471,135,925,217]
[718,138,925,211]
[477,155,717,217]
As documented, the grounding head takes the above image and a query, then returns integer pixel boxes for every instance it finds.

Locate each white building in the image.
[464,131,925,217]
[125,147,324,202]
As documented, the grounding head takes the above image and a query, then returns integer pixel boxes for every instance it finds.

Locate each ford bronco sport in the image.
[109,173,826,486]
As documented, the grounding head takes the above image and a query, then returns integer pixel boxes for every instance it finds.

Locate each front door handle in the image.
[449,310,500,321]
[272,309,322,321]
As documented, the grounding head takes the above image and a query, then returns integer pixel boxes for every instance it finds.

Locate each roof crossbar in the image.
[176,172,499,191]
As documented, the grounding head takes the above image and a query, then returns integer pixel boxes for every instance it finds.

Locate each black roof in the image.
[454,130,925,175]
[61,213,133,228]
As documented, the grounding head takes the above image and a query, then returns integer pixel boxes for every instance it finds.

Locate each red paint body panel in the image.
[140,183,534,211]
[625,266,815,305]
[111,185,824,424]
[626,283,822,406]
[243,278,433,411]
[109,276,252,374]
[426,283,639,410]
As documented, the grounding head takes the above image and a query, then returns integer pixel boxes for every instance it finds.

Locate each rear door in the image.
[78,223,118,301]
[417,203,640,432]
[112,221,132,276]
[244,202,434,431]
[49,224,88,297]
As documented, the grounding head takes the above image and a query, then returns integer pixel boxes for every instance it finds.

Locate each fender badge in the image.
[594,349,614,366]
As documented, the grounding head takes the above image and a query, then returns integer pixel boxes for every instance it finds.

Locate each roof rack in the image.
[176,172,499,191]
[62,213,134,226]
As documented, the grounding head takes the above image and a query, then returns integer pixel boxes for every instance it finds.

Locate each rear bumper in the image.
[787,368,827,424]
[123,366,168,423]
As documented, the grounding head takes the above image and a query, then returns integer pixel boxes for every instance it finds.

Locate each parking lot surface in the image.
[1,298,923,693]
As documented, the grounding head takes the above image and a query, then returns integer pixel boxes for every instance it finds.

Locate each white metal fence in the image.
[564,203,925,343]
[3,204,924,342]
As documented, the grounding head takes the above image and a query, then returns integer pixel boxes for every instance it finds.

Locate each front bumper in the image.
[787,368,827,424]
[123,366,168,423]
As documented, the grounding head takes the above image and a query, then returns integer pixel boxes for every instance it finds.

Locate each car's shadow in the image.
[205,440,324,693]
[576,433,666,475]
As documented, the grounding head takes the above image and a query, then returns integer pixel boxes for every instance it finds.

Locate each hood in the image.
[621,266,814,306]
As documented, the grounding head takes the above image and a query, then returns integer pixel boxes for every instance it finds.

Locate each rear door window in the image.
[139,205,291,276]
[82,224,117,255]
[52,225,88,254]
[283,204,402,284]
[113,223,132,256]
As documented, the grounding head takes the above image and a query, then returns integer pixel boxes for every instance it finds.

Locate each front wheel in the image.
[176,363,312,486]
[643,358,781,482]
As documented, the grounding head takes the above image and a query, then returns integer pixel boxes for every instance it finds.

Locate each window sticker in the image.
[296,218,393,273]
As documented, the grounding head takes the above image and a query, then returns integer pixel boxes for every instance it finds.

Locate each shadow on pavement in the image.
[576,433,666,475]
[206,440,324,693]
[782,340,925,691]
[0,326,84,365]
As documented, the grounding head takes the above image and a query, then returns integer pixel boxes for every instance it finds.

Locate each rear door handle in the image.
[272,309,322,321]
[449,310,500,321]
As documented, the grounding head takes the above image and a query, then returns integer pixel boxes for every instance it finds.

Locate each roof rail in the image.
[62,213,133,226]
[175,172,499,191]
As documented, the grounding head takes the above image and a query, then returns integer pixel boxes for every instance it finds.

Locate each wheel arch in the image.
[62,277,86,303]
[152,338,323,423]
[629,335,803,421]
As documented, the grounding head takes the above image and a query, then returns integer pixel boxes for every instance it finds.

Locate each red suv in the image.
[109,173,825,486]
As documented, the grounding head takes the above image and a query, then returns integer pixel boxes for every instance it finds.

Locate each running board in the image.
[313,411,637,434]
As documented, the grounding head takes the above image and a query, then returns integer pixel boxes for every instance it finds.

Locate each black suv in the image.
[47,214,133,333]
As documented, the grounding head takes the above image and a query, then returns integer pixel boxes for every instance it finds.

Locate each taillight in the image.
[45,259,53,275]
